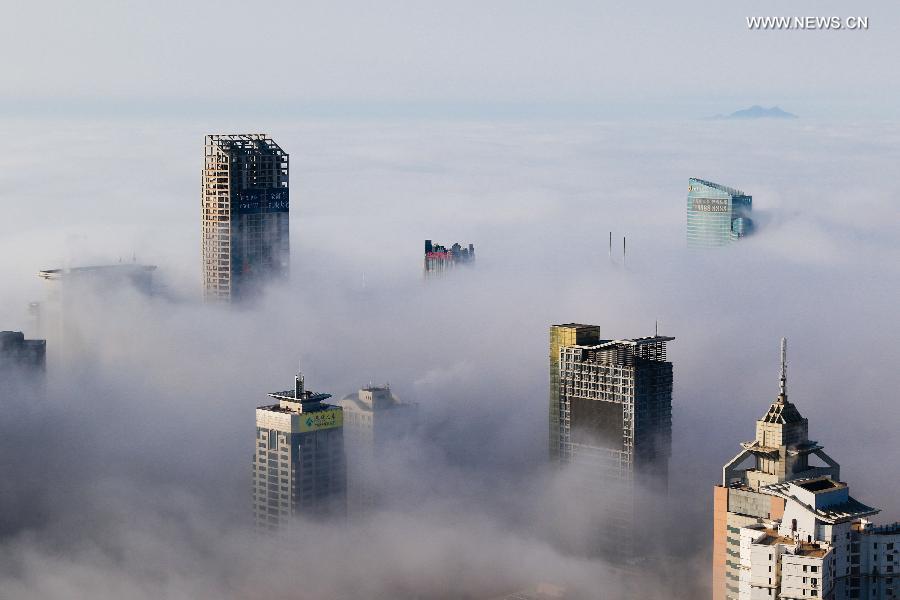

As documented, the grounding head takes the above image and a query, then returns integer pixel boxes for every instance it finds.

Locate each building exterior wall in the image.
[252,381,346,531]
[686,178,753,248]
[202,134,289,303]
[549,325,673,561]
[338,386,416,515]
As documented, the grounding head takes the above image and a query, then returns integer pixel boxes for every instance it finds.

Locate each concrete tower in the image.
[713,339,842,600]
[714,339,899,600]
[252,371,346,530]
[336,384,417,514]
[202,134,289,303]
[549,323,674,558]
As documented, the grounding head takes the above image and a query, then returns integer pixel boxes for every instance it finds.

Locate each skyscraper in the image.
[336,384,417,514]
[202,134,289,303]
[686,178,754,247]
[709,339,899,600]
[424,240,475,278]
[548,324,674,558]
[35,264,156,368]
[0,331,47,377]
[549,324,673,487]
[252,371,346,530]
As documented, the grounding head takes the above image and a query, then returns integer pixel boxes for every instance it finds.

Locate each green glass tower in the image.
[686,178,753,247]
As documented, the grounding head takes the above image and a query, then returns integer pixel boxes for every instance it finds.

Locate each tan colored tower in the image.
[252,371,346,530]
[548,324,601,461]
[712,339,840,600]
[202,134,289,303]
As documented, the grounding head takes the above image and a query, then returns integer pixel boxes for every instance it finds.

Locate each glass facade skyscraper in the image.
[686,178,753,247]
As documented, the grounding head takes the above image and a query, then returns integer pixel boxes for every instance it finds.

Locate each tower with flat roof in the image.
[202,134,289,303]
[686,178,753,247]
[336,384,417,514]
[252,371,346,530]
[0,331,46,396]
[549,323,674,558]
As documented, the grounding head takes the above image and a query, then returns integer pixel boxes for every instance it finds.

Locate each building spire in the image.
[778,337,787,401]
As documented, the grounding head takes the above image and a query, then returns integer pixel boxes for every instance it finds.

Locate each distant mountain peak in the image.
[710,105,798,120]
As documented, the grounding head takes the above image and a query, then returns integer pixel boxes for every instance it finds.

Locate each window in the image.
[811,566,818,572]
[804,565,809,572]
[811,591,817,597]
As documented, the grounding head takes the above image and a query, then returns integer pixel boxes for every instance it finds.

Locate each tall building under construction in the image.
[202,134,289,303]
[252,372,346,530]
[549,324,673,485]
[713,339,898,600]
[548,324,674,557]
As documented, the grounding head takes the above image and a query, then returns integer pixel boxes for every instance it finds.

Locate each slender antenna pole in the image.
[623,236,626,267]
[779,337,788,398]
[609,232,612,261]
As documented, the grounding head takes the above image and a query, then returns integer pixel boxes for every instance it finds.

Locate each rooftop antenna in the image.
[779,337,788,401]
[295,360,305,399]
[623,236,626,267]
[609,231,612,262]
[655,320,658,337]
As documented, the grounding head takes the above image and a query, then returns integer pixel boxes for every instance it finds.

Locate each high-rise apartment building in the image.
[548,324,674,559]
[712,339,898,600]
[336,384,417,514]
[424,240,475,277]
[252,372,346,530]
[35,264,156,367]
[0,331,46,393]
[202,134,289,303]
[549,324,674,487]
[686,178,753,247]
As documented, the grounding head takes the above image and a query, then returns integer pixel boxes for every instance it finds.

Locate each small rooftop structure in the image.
[762,477,879,523]
[263,372,333,414]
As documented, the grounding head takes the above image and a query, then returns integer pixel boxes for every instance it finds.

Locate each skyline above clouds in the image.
[0,115,897,597]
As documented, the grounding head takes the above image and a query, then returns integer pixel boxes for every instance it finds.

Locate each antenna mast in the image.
[779,337,787,399]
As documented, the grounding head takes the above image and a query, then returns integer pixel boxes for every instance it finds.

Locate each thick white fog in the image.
[0,116,898,598]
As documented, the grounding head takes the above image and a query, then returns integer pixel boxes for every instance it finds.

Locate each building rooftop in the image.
[761,398,805,425]
[206,134,286,157]
[257,401,335,414]
[38,264,157,280]
[762,479,879,523]
[689,177,748,198]
[749,528,830,557]
[796,477,845,494]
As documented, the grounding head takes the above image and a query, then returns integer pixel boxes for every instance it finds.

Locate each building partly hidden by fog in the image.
[202,134,290,303]
[0,331,46,396]
[686,178,754,247]
[253,372,347,530]
[548,324,674,559]
[34,264,156,368]
[424,240,475,278]
[336,385,417,514]
[713,339,899,600]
